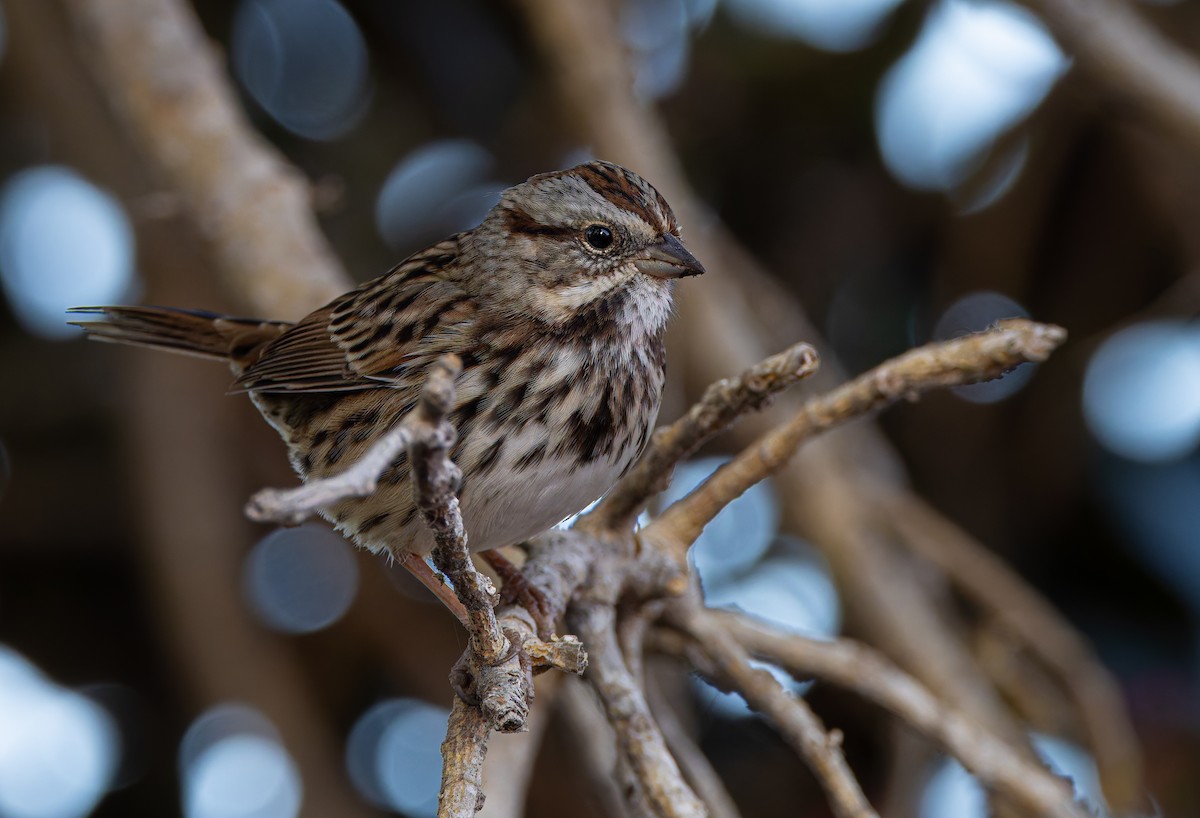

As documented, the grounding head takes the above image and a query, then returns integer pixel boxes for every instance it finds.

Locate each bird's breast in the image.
[441,331,665,552]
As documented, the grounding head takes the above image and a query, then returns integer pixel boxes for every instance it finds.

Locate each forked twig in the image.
[640,320,1067,564]
[570,598,707,818]
[668,599,879,818]
[582,340,819,532]
[702,611,1089,818]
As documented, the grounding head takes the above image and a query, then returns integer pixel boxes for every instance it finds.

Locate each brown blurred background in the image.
[1,0,1198,816]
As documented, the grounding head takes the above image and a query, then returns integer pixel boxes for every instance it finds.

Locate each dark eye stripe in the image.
[503,207,577,239]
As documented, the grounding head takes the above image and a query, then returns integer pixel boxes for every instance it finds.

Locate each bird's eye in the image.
[583,224,614,251]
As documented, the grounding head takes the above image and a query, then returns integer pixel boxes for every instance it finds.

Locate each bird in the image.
[70,160,705,628]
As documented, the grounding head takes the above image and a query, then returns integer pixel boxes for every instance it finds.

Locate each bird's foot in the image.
[480,548,555,639]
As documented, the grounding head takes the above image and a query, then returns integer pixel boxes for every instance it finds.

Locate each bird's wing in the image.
[235,237,476,393]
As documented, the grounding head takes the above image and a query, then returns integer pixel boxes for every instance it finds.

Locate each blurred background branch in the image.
[1016,0,1200,152]
[66,0,350,317]
[2,0,1198,815]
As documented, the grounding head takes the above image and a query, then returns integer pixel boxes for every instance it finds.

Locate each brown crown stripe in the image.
[575,162,671,232]
[506,163,680,239]
[576,164,654,221]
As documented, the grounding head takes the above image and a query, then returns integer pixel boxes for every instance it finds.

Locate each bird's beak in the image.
[633,234,706,279]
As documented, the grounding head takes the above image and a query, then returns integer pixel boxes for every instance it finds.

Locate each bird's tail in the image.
[67,306,290,364]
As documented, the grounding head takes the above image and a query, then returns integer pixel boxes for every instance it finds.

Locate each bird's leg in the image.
[479,548,554,639]
[397,551,471,627]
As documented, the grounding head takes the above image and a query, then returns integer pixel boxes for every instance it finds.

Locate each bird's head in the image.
[468,160,705,333]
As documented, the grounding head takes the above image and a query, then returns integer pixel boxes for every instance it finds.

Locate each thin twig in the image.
[647,675,744,818]
[640,320,1067,562]
[408,356,509,666]
[570,598,707,818]
[703,611,1090,818]
[557,677,639,818]
[670,601,878,818]
[583,341,819,532]
[244,426,413,524]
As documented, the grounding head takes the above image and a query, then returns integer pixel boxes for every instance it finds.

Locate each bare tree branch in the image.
[641,320,1066,561]
[570,597,707,818]
[647,676,744,818]
[512,0,1075,778]
[439,698,491,818]
[584,341,819,532]
[670,601,878,818]
[706,612,1090,818]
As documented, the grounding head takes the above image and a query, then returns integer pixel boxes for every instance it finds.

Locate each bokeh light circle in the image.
[243,524,359,634]
[180,704,301,818]
[875,0,1067,193]
[374,140,496,251]
[932,291,1034,403]
[622,0,692,99]
[184,736,301,818]
[345,699,447,818]
[232,0,371,141]
[0,166,136,339]
[1083,321,1200,462]
[663,457,780,586]
[0,647,121,818]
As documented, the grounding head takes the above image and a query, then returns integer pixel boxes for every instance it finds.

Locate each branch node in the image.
[522,632,588,674]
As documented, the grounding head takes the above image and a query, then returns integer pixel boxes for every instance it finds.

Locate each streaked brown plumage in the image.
[71,161,704,562]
